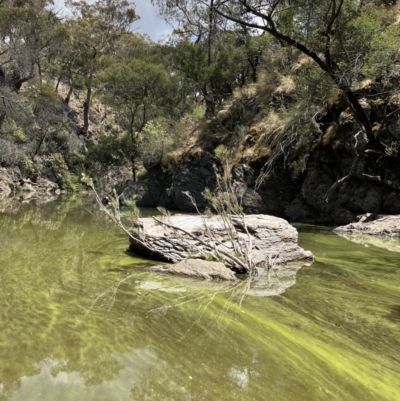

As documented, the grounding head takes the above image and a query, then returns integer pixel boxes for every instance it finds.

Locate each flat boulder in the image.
[334,213,400,238]
[129,214,313,274]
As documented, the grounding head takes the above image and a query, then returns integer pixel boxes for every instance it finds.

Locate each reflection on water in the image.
[335,231,400,253]
[0,198,399,400]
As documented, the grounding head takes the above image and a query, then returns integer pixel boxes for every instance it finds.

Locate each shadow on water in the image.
[0,197,399,401]
[386,305,400,322]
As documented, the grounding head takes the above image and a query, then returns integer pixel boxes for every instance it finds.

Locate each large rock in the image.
[36,178,59,193]
[120,172,171,208]
[167,152,217,211]
[334,213,400,238]
[334,232,400,253]
[14,178,60,194]
[0,168,12,197]
[129,214,313,274]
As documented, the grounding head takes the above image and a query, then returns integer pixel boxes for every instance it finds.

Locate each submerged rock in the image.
[147,259,238,281]
[334,213,400,238]
[129,214,313,276]
[334,232,400,253]
[141,260,307,295]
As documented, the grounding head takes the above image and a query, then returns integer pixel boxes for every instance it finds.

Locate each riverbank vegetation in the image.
[1,0,400,206]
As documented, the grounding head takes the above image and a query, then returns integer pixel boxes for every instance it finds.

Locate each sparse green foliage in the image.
[48,153,68,175]
[121,199,141,227]
[20,157,43,180]
[47,153,80,191]
[214,145,230,164]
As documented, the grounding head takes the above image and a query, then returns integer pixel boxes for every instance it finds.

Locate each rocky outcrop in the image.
[0,167,61,197]
[119,84,400,226]
[128,214,313,275]
[167,152,217,211]
[120,165,171,208]
[121,152,217,211]
[0,168,13,197]
[15,178,60,194]
[147,259,238,281]
[284,161,400,225]
[120,153,298,216]
[334,213,400,238]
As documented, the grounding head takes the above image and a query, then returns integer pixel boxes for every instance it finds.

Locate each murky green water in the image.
[0,196,399,401]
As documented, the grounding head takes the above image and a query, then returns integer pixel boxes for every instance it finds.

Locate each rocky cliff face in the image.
[120,144,400,225]
[121,92,400,225]
[120,152,217,211]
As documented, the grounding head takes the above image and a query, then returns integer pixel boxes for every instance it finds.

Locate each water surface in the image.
[0,197,399,401]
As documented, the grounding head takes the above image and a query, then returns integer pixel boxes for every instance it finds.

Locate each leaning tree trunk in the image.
[64,84,73,105]
[82,72,93,133]
[82,47,97,134]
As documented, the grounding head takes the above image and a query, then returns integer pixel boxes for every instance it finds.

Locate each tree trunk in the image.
[203,87,215,117]
[82,47,97,133]
[0,112,5,130]
[34,132,46,157]
[64,84,73,105]
[82,71,92,133]
[207,0,214,67]
[132,162,136,182]
[251,48,262,83]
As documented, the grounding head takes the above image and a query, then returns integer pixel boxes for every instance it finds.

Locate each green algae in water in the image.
[0,198,399,400]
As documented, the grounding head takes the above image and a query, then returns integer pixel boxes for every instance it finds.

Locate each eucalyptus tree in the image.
[170,32,249,105]
[154,0,252,114]
[153,0,226,62]
[0,0,60,91]
[96,34,193,180]
[99,59,172,134]
[0,0,61,133]
[58,0,138,133]
[154,0,273,116]
[212,0,400,196]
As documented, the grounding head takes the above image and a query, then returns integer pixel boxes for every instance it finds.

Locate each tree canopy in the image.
[0,0,399,195]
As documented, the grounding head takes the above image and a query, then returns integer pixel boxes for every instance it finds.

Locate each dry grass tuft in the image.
[274,76,296,95]
[390,92,400,104]
[258,111,288,138]
[248,111,289,160]
[233,84,257,100]
[291,54,315,73]
[358,97,371,110]
[339,109,354,124]
[323,124,337,145]
[372,123,381,133]
[325,87,342,108]
[352,79,373,91]
[248,146,272,162]
[393,11,400,25]
[255,71,280,103]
